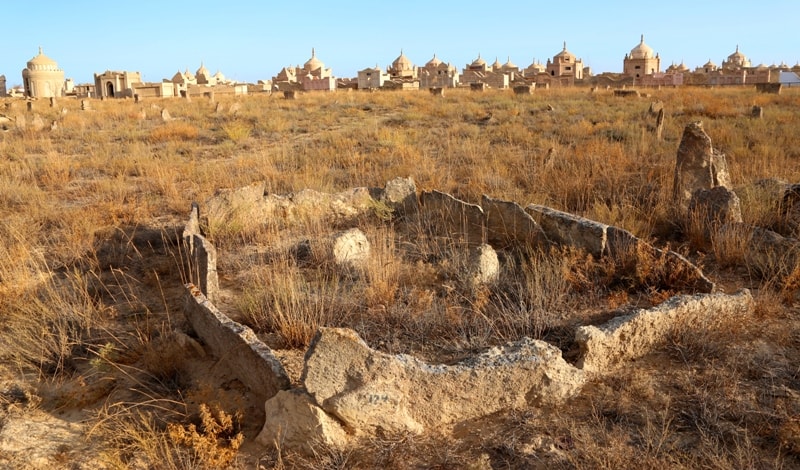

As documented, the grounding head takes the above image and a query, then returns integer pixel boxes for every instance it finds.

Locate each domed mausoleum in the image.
[22,47,65,98]
[623,35,660,78]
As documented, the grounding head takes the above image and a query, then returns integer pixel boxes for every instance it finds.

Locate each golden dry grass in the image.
[2,86,800,468]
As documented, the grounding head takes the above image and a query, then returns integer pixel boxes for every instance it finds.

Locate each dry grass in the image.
[2,86,800,467]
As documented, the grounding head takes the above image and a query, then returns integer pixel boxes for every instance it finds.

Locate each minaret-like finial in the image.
[38,46,43,55]
[640,34,644,43]
[311,47,316,57]
[736,44,739,53]
[563,41,567,50]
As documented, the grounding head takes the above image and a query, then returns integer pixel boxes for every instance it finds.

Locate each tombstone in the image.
[513,85,534,95]
[673,121,732,212]
[161,108,172,122]
[14,114,26,130]
[655,108,665,141]
[214,102,224,113]
[229,102,241,114]
[184,92,191,102]
[81,100,91,111]
[751,105,763,119]
[60,107,68,116]
[756,83,782,94]
[283,90,297,99]
[207,91,215,103]
[26,101,33,112]
[429,87,444,97]
[648,100,664,116]
[470,82,487,92]
[134,94,140,104]
[50,120,58,131]
[49,97,56,108]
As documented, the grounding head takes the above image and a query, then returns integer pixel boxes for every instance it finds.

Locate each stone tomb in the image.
[178,177,752,454]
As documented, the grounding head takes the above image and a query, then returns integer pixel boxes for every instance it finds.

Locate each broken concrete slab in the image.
[303,328,585,436]
[526,204,607,256]
[481,195,547,250]
[575,289,753,373]
[255,389,350,455]
[183,284,290,402]
[183,203,219,303]
[419,190,485,245]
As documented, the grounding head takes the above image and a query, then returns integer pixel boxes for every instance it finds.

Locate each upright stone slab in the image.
[183,203,219,303]
[481,195,547,250]
[525,204,607,257]
[673,121,732,212]
[419,190,485,245]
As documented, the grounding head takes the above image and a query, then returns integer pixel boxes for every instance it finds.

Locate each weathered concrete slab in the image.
[183,284,290,402]
[482,195,547,250]
[303,328,585,436]
[606,225,715,293]
[419,190,485,244]
[526,204,607,256]
[744,225,800,278]
[576,289,753,373]
[183,203,219,303]
[255,389,349,455]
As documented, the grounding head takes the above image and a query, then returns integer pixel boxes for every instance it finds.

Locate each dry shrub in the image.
[710,222,752,267]
[167,403,243,469]
[221,120,251,143]
[238,262,348,348]
[148,121,199,143]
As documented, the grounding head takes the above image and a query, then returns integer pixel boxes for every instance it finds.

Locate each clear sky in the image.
[2,0,798,85]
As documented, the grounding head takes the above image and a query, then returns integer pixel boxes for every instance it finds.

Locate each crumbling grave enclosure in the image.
[180,165,760,454]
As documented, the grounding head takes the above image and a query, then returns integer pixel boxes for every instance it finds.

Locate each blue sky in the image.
[2,1,798,85]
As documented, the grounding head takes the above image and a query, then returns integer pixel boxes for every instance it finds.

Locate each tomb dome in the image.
[555,42,576,60]
[504,57,517,69]
[392,50,413,71]
[305,48,324,71]
[426,54,442,67]
[27,47,59,71]
[196,62,210,77]
[471,54,486,67]
[630,35,654,59]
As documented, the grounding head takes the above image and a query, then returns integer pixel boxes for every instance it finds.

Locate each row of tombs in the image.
[178,121,800,454]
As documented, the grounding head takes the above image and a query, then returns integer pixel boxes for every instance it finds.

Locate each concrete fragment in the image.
[468,243,500,286]
[380,176,418,216]
[256,389,350,455]
[526,204,607,256]
[331,228,370,267]
[481,195,547,250]
[673,121,732,212]
[303,328,585,435]
[419,190,485,244]
[183,284,290,402]
[576,289,753,373]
